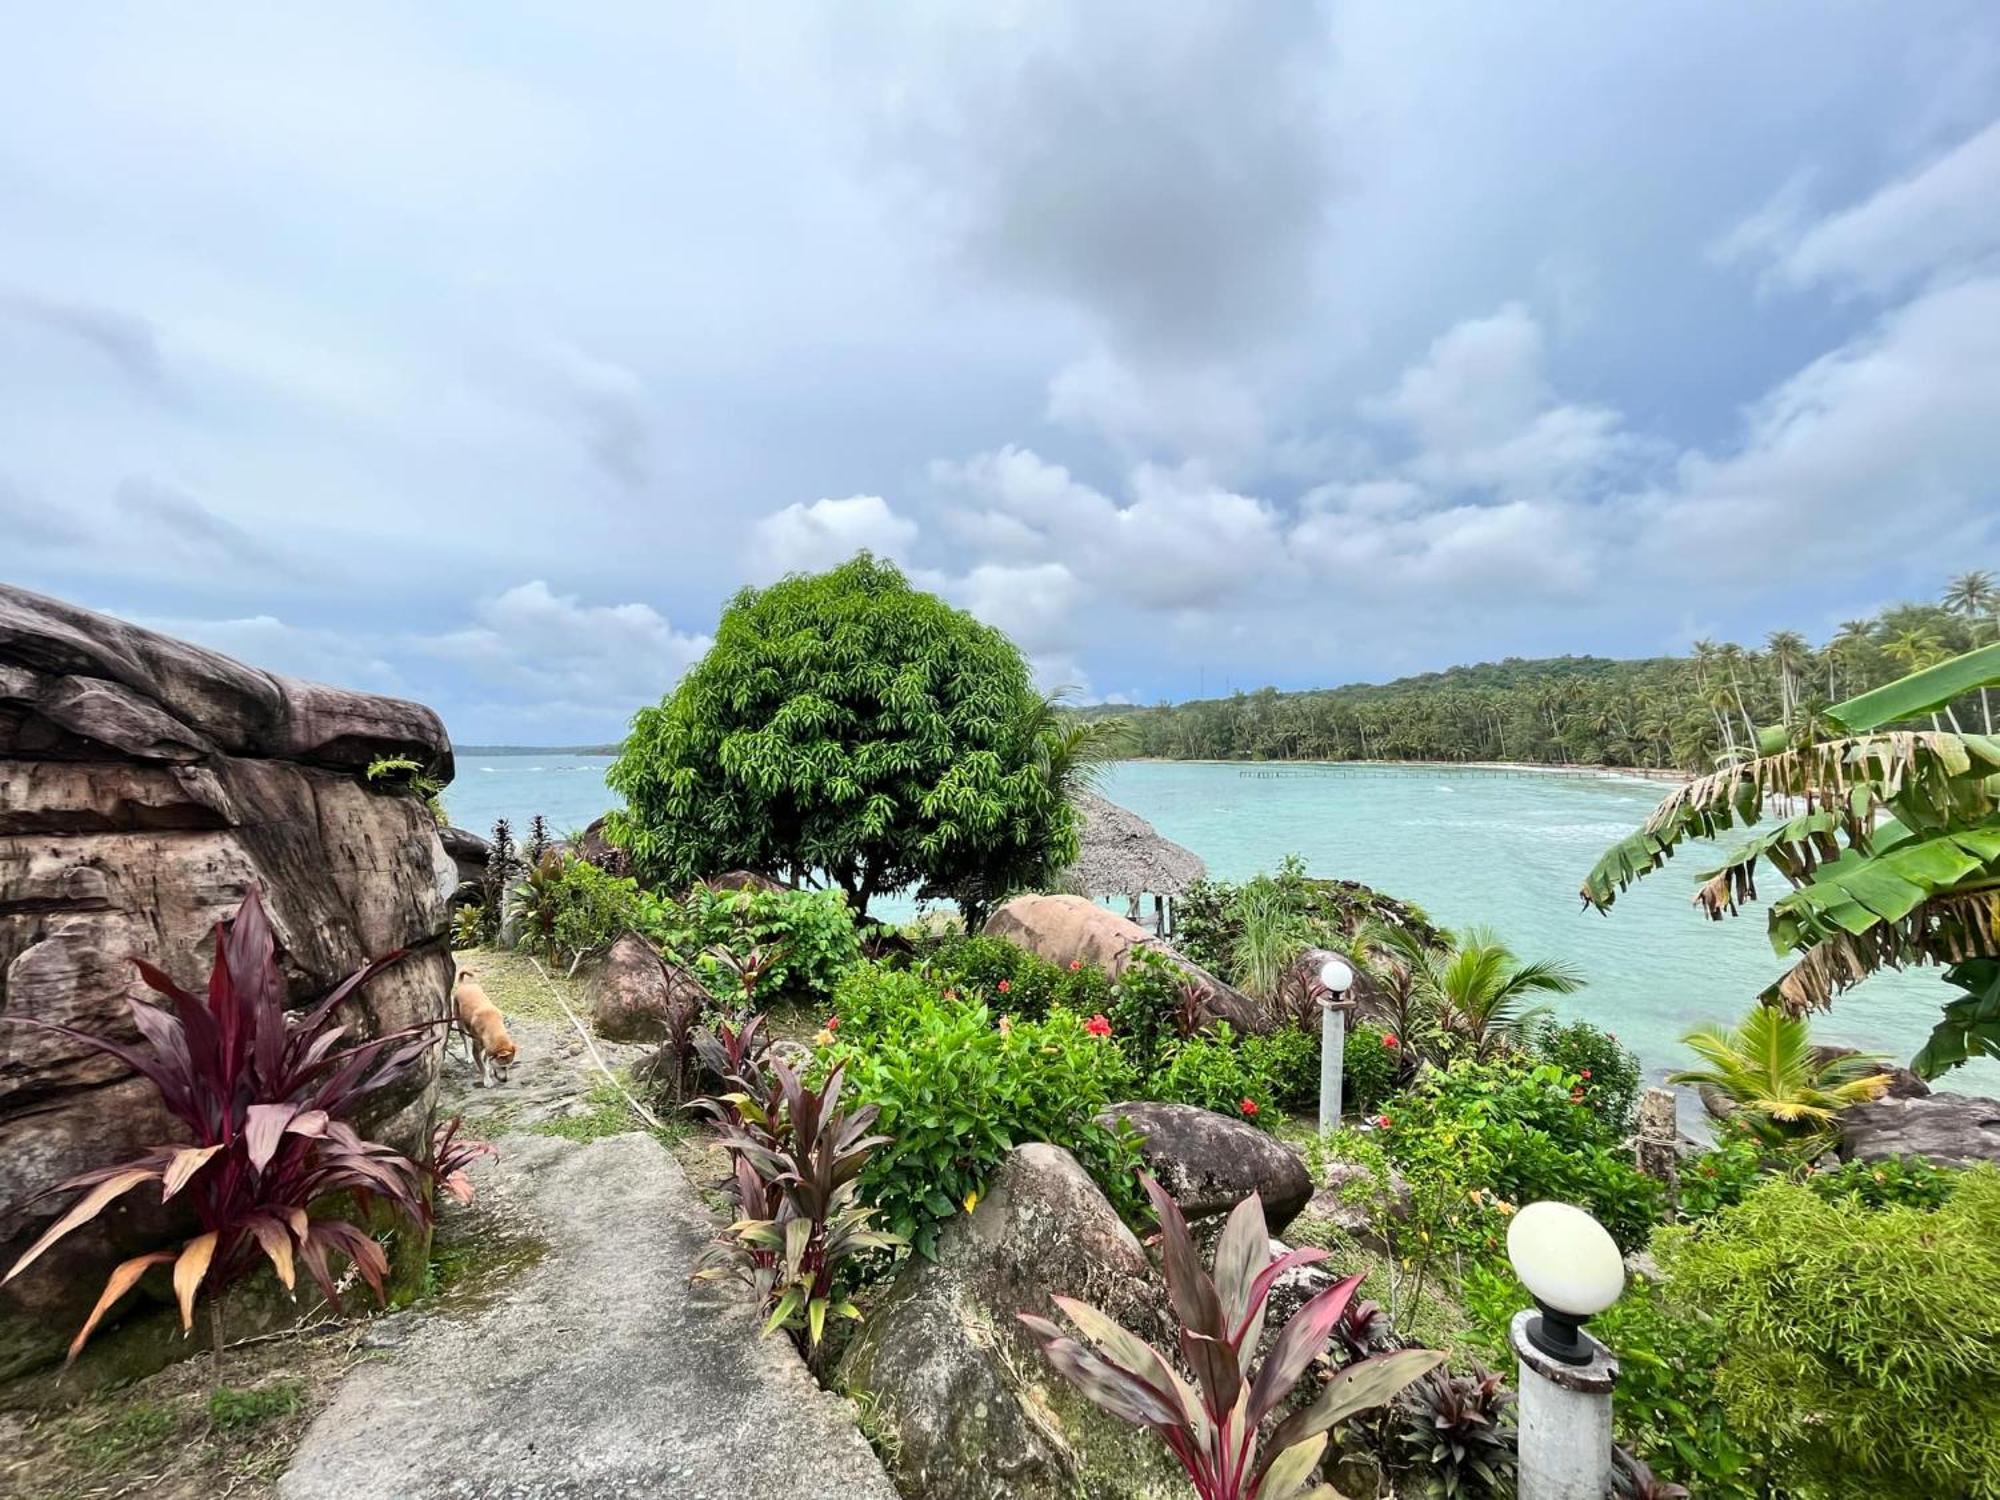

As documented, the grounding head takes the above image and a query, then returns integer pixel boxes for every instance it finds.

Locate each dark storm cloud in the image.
[112,477,293,574]
[868,2,1338,362]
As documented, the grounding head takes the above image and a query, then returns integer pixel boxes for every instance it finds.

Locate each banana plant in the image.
[1020,1175,1442,1500]
[1582,643,2000,1075]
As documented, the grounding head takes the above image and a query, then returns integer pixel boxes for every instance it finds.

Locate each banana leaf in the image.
[1826,642,2000,733]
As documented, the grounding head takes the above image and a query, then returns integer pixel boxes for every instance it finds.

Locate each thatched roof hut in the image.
[1065,789,1207,900]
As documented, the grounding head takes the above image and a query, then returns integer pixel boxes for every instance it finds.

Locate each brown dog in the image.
[453,969,518,1086]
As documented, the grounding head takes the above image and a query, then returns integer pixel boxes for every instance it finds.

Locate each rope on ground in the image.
[526,954,670,1134]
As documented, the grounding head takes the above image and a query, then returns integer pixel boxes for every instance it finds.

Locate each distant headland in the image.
[454,744,623,757]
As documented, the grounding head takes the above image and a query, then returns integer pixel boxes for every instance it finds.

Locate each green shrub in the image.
[926,933,1114,1021]
[824,990,1142,1260]
[1655,1168,2000,1499]
[1243,1023,1320,1112]
[651,884,861,1006]
[1105,947,1188,1076]
[516,855,666,962]
[1147,1022,1275,1127]
[1674,1128,1768,1223]
[1379,1060,1664,1252]
[1529,1018,1642,1134]
[1344,1020,1402,1115]
[1461,1262,1760,1500]
[1803,1152,1957,1211]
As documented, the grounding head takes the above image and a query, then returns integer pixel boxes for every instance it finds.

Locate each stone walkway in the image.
[279,966,898,1500]
[279,1129,897,1500]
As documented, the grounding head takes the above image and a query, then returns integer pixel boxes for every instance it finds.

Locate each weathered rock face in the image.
[702,869,785,894]
[586,930,711,1043]
[985,893,1265,1033]
[1838,1093,2000,1168]
[0,584,455,1379]
[837,1143,1186,1500]
[572,813,628,875]
[1098,1101,1312,1232]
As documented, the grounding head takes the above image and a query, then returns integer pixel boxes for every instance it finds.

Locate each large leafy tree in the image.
[1583,643,2000,1076]
[606,554,1079,922]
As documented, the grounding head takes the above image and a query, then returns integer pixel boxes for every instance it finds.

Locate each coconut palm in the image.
[1943,571,1996,732]
[1766,629,1810,729]
[1886,626,1955,729]
[1401,926,1584,1060]
[1671,1007,1889,1149]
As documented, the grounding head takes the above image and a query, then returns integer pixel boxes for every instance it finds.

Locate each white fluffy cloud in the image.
[749,495,918,580]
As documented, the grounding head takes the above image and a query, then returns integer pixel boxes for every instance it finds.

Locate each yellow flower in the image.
[1495,1200,1517,1216]
[813,1028,835,1047]
[963,1190,980,1214]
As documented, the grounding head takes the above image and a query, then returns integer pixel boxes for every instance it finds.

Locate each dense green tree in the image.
[606,554,1079,922]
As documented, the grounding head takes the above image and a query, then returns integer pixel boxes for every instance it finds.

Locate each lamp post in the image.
[1506,1201,1625,1500]
[1315,955,1355,1134]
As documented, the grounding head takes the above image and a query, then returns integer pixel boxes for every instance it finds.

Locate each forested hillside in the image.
[1106,572,1999,769]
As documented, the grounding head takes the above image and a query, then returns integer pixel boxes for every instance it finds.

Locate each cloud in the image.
[419,580,712,715]
[138,612,405,693]
[548,344,652,490]
[749,495,919,580]
[860,1,1337,363]
[112,477,293,573]
[0,474,91,550]
[1045,350,1266,464]
[1723,119,2000,297]
[0,288,166,392]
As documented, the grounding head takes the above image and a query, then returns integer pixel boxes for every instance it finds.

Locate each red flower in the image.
[1580,1068,1592,1080]
[997,979,1012,994]
[825,1016,839,1032]
[1383,1033,1400,1049]
[1239,1098,1259,1117]
[1069,959,1083,972]
[1084,1013,1113,1038]
[1374,1114,1392,1129]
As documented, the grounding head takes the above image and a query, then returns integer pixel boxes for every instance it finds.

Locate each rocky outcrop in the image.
[1838,1093,2000,1168]
[837,1143,1185,1500]
[1098,1101,1312,1231]
[703,869,785,895]
[985,893,1265,1033]
[438,824,494,887]
[572,814,628,875]
[586,931,711,1043]
[0,583,454,1379]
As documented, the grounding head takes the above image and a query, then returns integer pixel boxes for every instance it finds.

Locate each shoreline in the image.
[1119,756,1688,783]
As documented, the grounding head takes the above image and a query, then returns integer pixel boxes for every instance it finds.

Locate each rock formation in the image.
[0,583,455,1378]
[1838,1092,2000,1168]
[586,930,712,1044]
[837,1143,1185,1500]
[1097,1100,1313,1231]
[984,892,1265,1032]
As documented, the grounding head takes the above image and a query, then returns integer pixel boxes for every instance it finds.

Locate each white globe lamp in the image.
[1314,955,1356,1135]
[1506,1200,1625,1365]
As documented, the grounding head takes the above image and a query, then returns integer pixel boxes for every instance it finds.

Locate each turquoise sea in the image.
[444,755,1999,1093]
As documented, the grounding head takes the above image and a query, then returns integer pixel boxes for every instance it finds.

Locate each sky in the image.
[4,3,2000,743]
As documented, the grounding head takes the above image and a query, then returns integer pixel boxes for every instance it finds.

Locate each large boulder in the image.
[1838,1093,2000,1168]
[586,931,711,1043]
[572,813,628,875]
[837,1143,1185,1500]
[985,893,1265,1033]
[438,824,494,886]
[1098,1101,1312,1231]
[0,583,453,1379]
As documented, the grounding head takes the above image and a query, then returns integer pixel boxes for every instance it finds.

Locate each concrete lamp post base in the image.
[1510,1308,1618,1500]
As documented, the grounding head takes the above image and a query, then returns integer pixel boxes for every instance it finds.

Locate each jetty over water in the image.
[1236,763,1676,782]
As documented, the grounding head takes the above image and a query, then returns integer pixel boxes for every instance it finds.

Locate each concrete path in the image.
[279,1130,899,1500]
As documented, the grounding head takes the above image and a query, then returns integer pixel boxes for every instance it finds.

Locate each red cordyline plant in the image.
[691,1057,901,1358]
[1020,1176,1443,1500]
[1,888,446,1368]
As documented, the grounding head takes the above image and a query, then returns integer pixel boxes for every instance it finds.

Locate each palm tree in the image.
[1885,626,1955,729]
[1829,619,1875,701]
[1405,926,1584,1061]
[1766,630,1809,728]
[1670,1007,1889,1149]
[1943,571,1996,732]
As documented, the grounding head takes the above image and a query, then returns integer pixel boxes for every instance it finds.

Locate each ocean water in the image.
[442,754,1999,1092]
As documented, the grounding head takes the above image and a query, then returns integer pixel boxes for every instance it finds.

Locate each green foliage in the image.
[1103,947,1190,1077]
[1461,1261,1759,1500]
[1146,1022,1274,1126]
[1528,1017,1642,1133]
[1174,857,1441,989]
[511,854,664,964]
[607,554,1080,920]
[206,1381,304,1431]
[1343,1021,1402,1115]
[1670,1007,1888,1150]
[824,980,1142,1260]
[1673,1129,1768,1223]
[1244,1023,1320,1112]
[364,755,446,824]
[1916,955,2000,1076]
[1378,1060,1664,1252]
[1390,1365,1516,1500]
[449,903,485,951]
[1654,1169,2000,1499]
[925,932,1114,1022]
[1803,1152,1957,1211]
[658,883,862,1007]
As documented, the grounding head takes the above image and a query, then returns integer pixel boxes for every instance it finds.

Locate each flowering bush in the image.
[1528,1018,1642,1133]
[1146,1022,1276,1128]
[1344,1020,1402,1115]
[926,933,1112,1020]
[1105,947,1193,1076]
[822,985,1141,1260]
